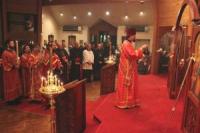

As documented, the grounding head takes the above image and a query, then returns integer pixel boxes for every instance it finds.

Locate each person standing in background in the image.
[20,45,34,98]
[82,44,94,82]
[31,46,43,101]
[2,40,21,104]
[51,42,63,77]
[70,42,83,81]
[94,43,105,80]
[56,40,69,83]
[62,40,70,56]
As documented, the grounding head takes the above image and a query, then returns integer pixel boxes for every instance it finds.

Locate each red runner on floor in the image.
[93,74,184,133]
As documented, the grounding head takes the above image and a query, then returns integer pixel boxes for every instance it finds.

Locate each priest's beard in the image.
[131,42,136,49]
[25,51,31,54]
[8,45,15,50]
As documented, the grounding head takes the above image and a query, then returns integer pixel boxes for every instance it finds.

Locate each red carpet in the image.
[93,74,184,133]
[84,96,107,133]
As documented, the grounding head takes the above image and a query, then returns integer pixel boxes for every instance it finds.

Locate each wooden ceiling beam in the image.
[42,0,150,6]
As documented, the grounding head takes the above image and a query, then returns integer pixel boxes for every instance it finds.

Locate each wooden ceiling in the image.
[42,0,151,6]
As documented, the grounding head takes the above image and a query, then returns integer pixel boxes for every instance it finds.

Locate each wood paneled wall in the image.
[1,0,42,46]
[158,0,190,27]
[151,0,192,73]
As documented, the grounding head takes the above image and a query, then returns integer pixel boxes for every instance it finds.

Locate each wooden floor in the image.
[0,81,101,133]
[0,107,50,133]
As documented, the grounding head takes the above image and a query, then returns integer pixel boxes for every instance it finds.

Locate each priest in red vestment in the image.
[41,43,62,77]
[21,45,34,97]
[31,46,43,101]
[2,40,21,103]
[116,28,145,109]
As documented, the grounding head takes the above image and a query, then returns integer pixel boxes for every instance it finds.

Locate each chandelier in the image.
[40,70,65,95]
[39,70,65,133]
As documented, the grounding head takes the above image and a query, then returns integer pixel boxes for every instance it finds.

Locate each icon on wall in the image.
[48,34,54,42]
[25,16,34,32]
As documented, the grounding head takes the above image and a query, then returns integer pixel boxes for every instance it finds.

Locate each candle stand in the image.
[39,70,65,133]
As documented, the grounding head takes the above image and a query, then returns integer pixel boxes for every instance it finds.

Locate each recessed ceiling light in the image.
[139,0,145,4]
[105,11,110,16]
[87,11,92,16]
[139,11,144,16]
[60,13,64,17]
[73,16,77,20]
[124,15,129,20]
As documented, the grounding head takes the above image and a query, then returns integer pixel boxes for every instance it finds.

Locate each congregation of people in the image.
[0,35,151,107]
[0,39,107,104]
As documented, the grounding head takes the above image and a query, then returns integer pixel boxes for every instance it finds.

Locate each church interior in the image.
[0,0,200,133]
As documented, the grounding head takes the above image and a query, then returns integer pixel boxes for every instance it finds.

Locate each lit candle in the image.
[61,82,63,86]
[15,40,19,58]
[58,80,60,86]
[54,75,56,84]
[49,77,51,85]
[41,77,44,87]
[43,78,46,87]
[45,81,48,87]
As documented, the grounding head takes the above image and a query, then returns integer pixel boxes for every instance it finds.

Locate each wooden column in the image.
[151,0,159,74]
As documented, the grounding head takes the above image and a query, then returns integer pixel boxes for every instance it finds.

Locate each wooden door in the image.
[182,28,200,133]
[168,27,190,99]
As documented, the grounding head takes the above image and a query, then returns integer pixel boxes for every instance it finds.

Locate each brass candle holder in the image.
[106,55,115,64]
[39,70,65,133]
[106,39,115,64]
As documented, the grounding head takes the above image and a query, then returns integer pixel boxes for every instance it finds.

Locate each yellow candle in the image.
[58,80,60,86]
[41,77,44,87]
[15,40,19,58]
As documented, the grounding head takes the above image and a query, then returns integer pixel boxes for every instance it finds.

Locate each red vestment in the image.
[51,53,62,70]
[41,50,62,77]
[31,52,43,100]
[2,49,21,101]
[116,40,142,108]
[20,53,34,97]
[41,50,50,77]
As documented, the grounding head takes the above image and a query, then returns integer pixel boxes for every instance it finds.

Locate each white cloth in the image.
[64,47,70,56]
[82,49,94,70]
